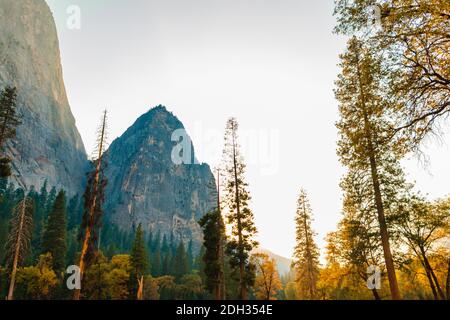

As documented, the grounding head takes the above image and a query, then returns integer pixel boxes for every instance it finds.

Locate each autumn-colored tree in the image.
[334,0,450,150]
[108,255,132,300]
[293,189,320,300]
[335,161,411,300]
[284,281,298,300]
[222,117,258,300]
[82,253,110,300]
[14,253,58,300]
[176,274,205,299]
[319,230,390,300]
[143,275,160,300]
[335,37,404,299]
[154,275,176,299]
[252,253,282,300]
[396,196,450,299]
[5,194,34,300]
[74,110,108,300]
[328,215,385,300]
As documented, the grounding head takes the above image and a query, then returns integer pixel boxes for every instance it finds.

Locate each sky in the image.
[45,0,450,260]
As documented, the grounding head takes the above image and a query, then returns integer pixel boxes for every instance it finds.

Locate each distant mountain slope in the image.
[104,106,215,250]
[254,248,293,276]
[0,0,87,194]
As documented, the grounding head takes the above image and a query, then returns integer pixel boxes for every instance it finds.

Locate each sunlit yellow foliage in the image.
[15,253,58,300]
[252,253,283,300]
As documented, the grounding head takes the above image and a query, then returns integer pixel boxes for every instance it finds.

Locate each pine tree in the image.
[335,37,404,299]
[46,187,57,214]
[130,223,150,298]
[337,171,389,300]
[170,233,177,257]
[199,210,227,299]
[30,181,48,260]
[0,86,21,178]
[74,110,108,300]
[222,117,258,300]
[162,254,170,276]
[26,187,41,262]
[41,190,67,275]
[187,239,194,272]
[67,195,81,230]
[293,189,320,300]
[198,168,227,299]
[173,241,189,281]
[152,230,161,252]
[147,231,154,253]
[161,234,169,254]
[5,195,34,300]
[152,246,161,277]
[0,86,21,147]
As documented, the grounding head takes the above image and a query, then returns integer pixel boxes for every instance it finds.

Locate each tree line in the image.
[0,87,282,300]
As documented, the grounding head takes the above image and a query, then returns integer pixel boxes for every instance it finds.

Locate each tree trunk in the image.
[73,111,107,300]
[231,125,246,300]
[422,261,439,300]
[371,288,381,300]
[355,51,401,300]
[137,276,144,300]
[446,257,450,300]
[363,109,401,300]
[7,198,27,300]
[302,199,315,299]
[420,247,445,300]
[216,169,226,300]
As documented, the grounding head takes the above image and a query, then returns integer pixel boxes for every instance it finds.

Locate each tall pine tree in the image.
[293,189,320,300]
[173,241,189,281]
[130,223,150,298]
[42,190,67,275]
[335,37,403,299]
[199,168,227,299]
[75,110,108,300]
[222,117,258,300]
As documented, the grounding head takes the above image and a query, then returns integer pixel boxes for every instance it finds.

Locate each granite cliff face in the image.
[0,0,87,194]
[105,106,215,248]
[0,0,213,247]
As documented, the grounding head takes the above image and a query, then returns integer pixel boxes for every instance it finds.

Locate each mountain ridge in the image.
[104,105,215,250]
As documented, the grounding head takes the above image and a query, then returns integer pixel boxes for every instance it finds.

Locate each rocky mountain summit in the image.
[0,0,87,194]
[105,106,215,248]
[0,0,215,249]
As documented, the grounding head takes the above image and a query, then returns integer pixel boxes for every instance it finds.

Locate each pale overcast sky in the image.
[45,0,450,260]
